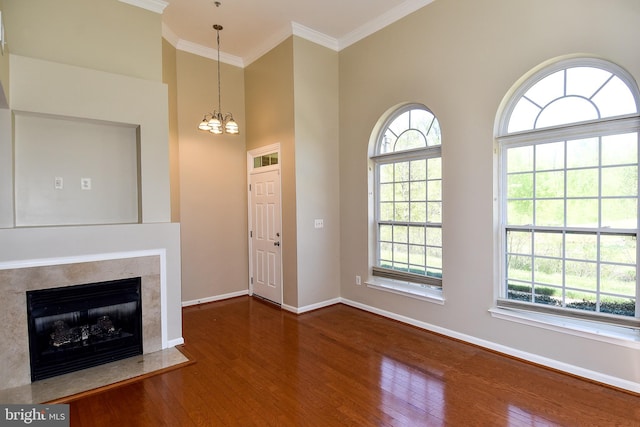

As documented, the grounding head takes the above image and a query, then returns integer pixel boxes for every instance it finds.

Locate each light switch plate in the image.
[81,177,92,190]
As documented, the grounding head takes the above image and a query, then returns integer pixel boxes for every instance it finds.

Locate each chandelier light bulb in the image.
[199,119,211,131]
[225,118,239,134]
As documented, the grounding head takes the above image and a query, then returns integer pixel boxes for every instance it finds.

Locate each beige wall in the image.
[339,0,640,386]
[293,37,341,307]
[0,0,8,107]
[0,108,9,227]
[0,0,9,227]
[163,39,181,223]
[177,35,340,310]
[3,0,162,81]
[245,38,298,306]
[176,49,248,303]
[244,37,340,309]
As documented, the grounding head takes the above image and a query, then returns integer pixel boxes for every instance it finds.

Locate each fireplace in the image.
[0,254,164,389]
[26,277,143,382]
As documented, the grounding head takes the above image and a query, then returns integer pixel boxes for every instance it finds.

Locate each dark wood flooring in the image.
[67,296,640,426]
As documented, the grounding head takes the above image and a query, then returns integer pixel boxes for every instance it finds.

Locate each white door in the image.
[250,169,282,304]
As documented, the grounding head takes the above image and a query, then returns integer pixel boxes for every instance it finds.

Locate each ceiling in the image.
[161,0,434,67]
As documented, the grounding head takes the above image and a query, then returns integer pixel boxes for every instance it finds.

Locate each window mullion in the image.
[636,231,640,318]
[530,229,535,303]
[375,163,383,267]
[597,136,603,314]
[562,140,568,308]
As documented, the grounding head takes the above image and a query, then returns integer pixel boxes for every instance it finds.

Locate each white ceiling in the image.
[160,0,435,67]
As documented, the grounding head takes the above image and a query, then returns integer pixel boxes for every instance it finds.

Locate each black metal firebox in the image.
[26,277,143,382]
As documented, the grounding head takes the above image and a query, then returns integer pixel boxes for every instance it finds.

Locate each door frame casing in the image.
[247,143,283,303]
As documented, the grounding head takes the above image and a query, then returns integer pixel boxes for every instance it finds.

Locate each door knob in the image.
[274,241,280,246]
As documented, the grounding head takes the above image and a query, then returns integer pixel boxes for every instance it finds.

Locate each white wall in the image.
[14,113,140,226]
[9,55,170,223]
[1,55,182,345]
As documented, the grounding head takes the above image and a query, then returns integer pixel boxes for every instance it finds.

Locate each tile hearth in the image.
[0,346,190,404]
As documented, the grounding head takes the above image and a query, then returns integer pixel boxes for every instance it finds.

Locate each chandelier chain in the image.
[216,26,222,114]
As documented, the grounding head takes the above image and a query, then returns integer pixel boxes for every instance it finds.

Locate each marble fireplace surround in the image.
[0,250,166,390]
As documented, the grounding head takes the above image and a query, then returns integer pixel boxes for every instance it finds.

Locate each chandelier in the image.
[198,24,239,135]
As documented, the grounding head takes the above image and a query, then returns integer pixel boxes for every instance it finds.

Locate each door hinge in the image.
[250,277,253,284]
[249,184,252,191]
[250,230,253,238]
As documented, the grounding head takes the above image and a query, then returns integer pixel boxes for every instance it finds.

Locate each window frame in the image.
[496,57,640,328]
[369,103,443,294]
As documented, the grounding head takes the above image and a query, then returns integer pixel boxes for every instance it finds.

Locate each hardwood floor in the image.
[68,296,640,426]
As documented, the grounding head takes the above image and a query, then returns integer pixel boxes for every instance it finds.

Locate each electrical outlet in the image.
[355,275,361,285]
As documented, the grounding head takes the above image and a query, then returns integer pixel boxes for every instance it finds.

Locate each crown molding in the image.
[161,22,180,47]
[242,21,339,67]
[291,22,339,52]
[176,39,245,68]
[119,0,168,14]
[242,0,434,64]
[242,24,293,67]
[163,0,435,68]
[339,0,435,50]
[162,23,244,67]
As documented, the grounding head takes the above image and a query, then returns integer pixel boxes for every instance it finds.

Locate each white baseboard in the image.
[166,337,184,348]
[283,297,341,314]
[339,297,640,394]
[182,290,249,307]
[183,292,339,314]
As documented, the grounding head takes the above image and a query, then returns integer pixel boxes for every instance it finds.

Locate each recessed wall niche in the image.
[14,112,141,226]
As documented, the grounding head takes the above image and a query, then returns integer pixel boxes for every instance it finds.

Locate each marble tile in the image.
[0,347,189,404]
[0,255,163,388]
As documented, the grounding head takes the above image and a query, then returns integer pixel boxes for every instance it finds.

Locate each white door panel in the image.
[250,169,282,304]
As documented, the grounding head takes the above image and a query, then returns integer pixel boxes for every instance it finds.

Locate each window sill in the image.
[366,277,445,305]
[489,306,640,349]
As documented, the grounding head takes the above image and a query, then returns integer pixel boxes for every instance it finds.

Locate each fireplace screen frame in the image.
[26,277,143,382]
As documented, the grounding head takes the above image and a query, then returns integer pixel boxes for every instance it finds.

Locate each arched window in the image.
[370,104,442,291]
[496,57,640,327]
